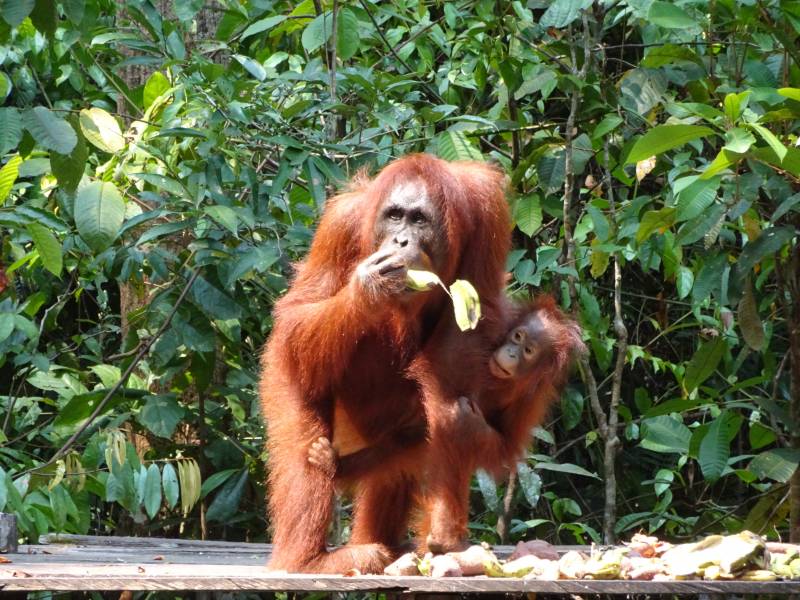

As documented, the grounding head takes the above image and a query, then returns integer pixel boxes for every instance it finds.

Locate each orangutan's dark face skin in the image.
[489,312,550,379]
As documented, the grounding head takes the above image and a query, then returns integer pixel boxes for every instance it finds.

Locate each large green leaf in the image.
[648,1,698,29]
[138,394,185,439]
[626,125,714,164]
[30,0,57,35]
[143,463,162,519]
[302,12,333,53]
[698,415,730,481]
[636,207,676,243]
[513,194,542,236]
[50,119,87,194]
[27,222,62,277]
[748,449,800,483]
[684,337,726,393]
[539,0,592,28]
[0,0,34,26]
[534,461,600,479]
[436,130,483,161]
[172,0,203,21]
[22,107,77,155]
[79,108,125,153]
[241,15,287,40]
[143,72,170,109]
[337,8,360,61]
[0,155,22,204]
[206,469,248,523]
[162,463,179,509]
[640,415,691,454]
[74,181,125,252]
[735,226,795,275]
[0,108,23,155]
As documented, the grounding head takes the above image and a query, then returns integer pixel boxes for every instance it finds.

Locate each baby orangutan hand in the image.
[308,436,338,477]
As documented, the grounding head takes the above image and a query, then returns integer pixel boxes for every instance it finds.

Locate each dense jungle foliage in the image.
[0,0,798,548]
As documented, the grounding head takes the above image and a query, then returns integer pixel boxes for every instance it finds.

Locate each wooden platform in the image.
[1,534,799,594]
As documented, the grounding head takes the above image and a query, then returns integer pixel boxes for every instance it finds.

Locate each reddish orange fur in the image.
[259,154,510,573]
[411,295,585,552]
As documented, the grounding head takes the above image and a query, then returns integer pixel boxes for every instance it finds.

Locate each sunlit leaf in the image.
[0,155,22,204]
[79,108,125,153]
[450,279,481,331]
[27,222,62,277]
[627,125,713,164]
[406,269,441,291]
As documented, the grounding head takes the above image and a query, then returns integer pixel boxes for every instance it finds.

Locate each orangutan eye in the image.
[513,330,524,343]
[387,208,403,221]
[524,346,535,359]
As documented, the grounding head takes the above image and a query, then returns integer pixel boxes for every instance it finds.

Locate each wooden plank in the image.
[0,536,797,594]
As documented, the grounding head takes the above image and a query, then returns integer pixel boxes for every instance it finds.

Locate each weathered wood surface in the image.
[0,534,798,594]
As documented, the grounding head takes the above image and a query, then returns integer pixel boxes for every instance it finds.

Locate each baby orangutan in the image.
[307,296,583,554]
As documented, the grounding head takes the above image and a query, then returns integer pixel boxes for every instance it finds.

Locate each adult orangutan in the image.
[308,296,584,555]
[259,154,511,573]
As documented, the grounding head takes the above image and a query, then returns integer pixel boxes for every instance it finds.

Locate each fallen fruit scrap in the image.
[383,532,800,581]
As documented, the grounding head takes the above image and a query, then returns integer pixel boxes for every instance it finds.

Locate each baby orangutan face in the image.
[489,311,550,380]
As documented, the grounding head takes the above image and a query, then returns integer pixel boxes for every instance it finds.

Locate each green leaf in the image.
[675,176,720,222]
[723,128,755,153]
[27,222,62,277]
[738,279,764,351]
[684,337,726,393]
[723,91,750,124]
[735,226,795,275]
[560,387,583,431]
[648,1,698,29]
[162,463,179,509]
[748,449,800,483]
[0,108,22,155]
[641,45,702,68]
[53,388,146,432]
[640,415,691,454]
[515,462,541,507]
[700,148,742,179]
[172,0,203,21]
[336,8,359,61]
[138,394,185,439]
[539,0,592,28]
[206,469,248,523]
[534,461,600,479]
[143,72,170,109]
[636,207,676,243]
[22,107,77,155]
[676,204,726,246]
[200,468,239,499]
[449,279,481,331]
[0,0,34,26]
[698,415,730,482]
[50,119,88,194]
[750,123,787,162]
[676,266,694,299]
[0,155,22,204]
[0,72,9,102]
[626,125,713,164]
[190,276,242,320]
[436,130,483,161]
[144,463,162,519]
[772,193,800,222]
[74,181,125,252]
[79,108,125,153]
[302,12,333,53]
[241,15,287,40]
[591,114,623,140]
[777,87,800,102]
[474,469,499,512]
[513,194,542,236]
[0,313,14,343]
[30,0,57,35]
[233,54,266,81]
[203,205,239,235]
